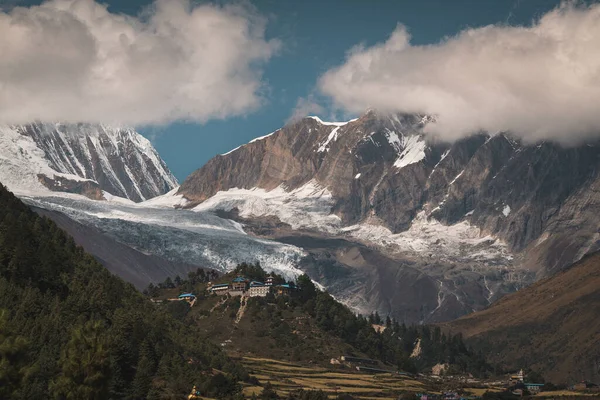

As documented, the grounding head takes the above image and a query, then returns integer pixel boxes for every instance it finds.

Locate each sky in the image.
[1,0,599,181]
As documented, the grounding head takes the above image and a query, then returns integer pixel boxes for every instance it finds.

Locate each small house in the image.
[178,293,196,303]
[524,383,544,394]
[248,281,270,297]
[232,276,248,291]
[210,283,230,295]
[275,283,292,296]
[265,275,274,286]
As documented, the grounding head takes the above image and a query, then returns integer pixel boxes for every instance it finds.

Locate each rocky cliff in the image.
[0,123,178,201]
[179,111,600,278]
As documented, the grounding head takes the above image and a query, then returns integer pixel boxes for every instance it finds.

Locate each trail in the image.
[235,295,249,324]
[210,296,227,313]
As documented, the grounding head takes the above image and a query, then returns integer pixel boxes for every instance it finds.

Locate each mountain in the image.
[32,206,213,290]
[178,111,600,279]
[0,122,178,201]
[4,110,600,325]
[445,251,600,384]
[168,109,600,322]
[0,183,246,399]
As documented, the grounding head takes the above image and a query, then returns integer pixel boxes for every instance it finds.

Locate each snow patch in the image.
[307,116,358,127]
[317,126,342,153]
[249,128,281,144]
[355,173,361,179]
[192,180,341,233]
[140,187,190,209]
[502,205,511,217]
[342,211,512,264]
[394,135,426,169]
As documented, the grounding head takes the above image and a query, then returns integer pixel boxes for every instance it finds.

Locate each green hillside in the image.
[149,263,490,379]
[0,183,246,399]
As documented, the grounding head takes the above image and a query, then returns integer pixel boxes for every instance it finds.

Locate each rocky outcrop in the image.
[1,123,178,201]
[179,111,600,278]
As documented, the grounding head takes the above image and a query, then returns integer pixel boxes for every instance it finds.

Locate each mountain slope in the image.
[32,206,212,289]
[0,123,177,201]
[446,252,600,384]
[0,183,245,399]
[178,111,600,278]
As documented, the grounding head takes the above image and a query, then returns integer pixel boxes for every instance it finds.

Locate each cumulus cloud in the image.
[319,3,600,144]
[287,95,325,124]
[0,0,279,125]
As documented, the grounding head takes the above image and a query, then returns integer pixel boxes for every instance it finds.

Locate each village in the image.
[170,274,295,307]
[156,271,600,400]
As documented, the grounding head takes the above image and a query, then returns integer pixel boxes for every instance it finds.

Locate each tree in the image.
[50,320,110,400]
[260,381,279,399]
[0,309,34,398]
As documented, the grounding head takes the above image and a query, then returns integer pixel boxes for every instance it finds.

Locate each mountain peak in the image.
[0,122,177,202]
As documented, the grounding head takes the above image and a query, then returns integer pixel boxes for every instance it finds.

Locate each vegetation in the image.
[0,183,246,399]
[152,261,491,378]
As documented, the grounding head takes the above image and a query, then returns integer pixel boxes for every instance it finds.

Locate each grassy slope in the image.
[445,252,600,384]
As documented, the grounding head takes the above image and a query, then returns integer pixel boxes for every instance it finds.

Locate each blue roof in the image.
[524,383,544,386]
[178,293,195,298]
[278,284,292,288]
[232,276,247,282]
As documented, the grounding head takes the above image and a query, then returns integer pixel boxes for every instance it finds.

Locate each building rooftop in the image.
[178,293,195,298]
[211,284,229,288]
[232,276,247,282]
[250,281,265,286]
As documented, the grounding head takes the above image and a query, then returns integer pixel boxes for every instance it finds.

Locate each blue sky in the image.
[152,0,565,181]
[1,0,571,180]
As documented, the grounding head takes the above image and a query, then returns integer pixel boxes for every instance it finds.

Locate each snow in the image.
[23,193,308,282]
[102,191,136,205]
[380,127,427,170]
[430,149,451,177]
[341,211,512,264]
[140,187,190,209]
[249,129,280,144]
[449,170,464,185]
[393,135,427,169]
[355,173,361,179]
[317,126,342,153]
[221,145,243,156]
[465,210,474,216]
[502,205,511,217]
[0,125,96,197]
[0,123,177,202]
[307,116,358,127]
[192,180,342,233]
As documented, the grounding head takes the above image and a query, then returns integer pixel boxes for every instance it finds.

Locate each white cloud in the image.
[287,95,324,123]
[319,3,600,144]
[0,0,279,126]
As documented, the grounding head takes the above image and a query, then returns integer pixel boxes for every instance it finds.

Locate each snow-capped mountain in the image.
[167,110,600,322]
[0,123,178,201]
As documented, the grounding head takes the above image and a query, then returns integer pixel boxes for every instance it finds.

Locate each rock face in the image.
[0,123,178,201]
[179,111,600,278]
[173,110,600,322]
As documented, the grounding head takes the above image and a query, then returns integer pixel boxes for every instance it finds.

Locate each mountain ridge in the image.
[0,122,177,202]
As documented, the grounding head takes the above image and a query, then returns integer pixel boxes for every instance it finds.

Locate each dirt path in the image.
[235,295,249,324]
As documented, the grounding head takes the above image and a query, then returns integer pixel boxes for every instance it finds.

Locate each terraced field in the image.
[239,357,431,399]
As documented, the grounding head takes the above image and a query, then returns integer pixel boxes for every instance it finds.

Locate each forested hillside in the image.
[150,263,490,377]
[0,183,246,399]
